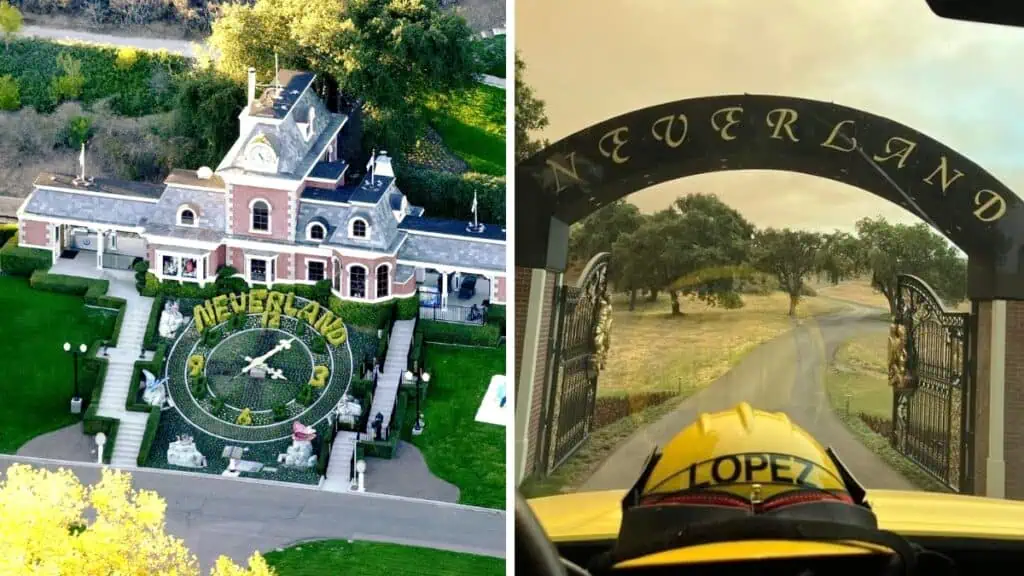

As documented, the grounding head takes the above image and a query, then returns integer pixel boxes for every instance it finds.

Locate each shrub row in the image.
[0,236,50,277]
[316,425,336,477]
[0,223,16,245]
[593,391,678,430]
[408,331,426,373]
[417,319,501,347]
[395,167,505,226]
[137,408,162,467]
[29,271,127,345]
[80,344,117,464]
[395,295,418,320]
[127,344,168,414]
[143,294,167,351]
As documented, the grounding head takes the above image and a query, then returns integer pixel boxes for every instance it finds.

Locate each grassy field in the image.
[810,277,970,313]
[426,85,505,176]
[404,344,505,509]
[263,540,504,576]
[0,275,115,452]
[521,291,845,496]
[824,332,950,492]
[599,292,844,398]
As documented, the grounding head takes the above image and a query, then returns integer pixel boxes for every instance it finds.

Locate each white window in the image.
[177,205,197,227]
[250,199,270,233]
[350,218,368,239]
[157,251,207,284]
[376,264,390,298]
[307,222,326,241]
[248,257,275,284]
[349,265,366,298]
[308,260,326,282]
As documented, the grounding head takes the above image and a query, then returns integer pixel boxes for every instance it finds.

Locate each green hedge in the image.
[0,223,16,245]
[408,331,425,372]
[81,344,118,464]
[317,425,335,477]
[143,294,167,350]
[395,295,418,320]
[30,271,127,346]
[102,419,118,464]
[327,297,394,329]
[356,390,408,460]
[0,237,51,277]
[487,304,505,327]
[395,167,505,225]
[127,343,168,413]
[136,407,162,466]
[417,320,500,347]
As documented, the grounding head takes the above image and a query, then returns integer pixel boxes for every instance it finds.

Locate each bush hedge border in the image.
[133,297,169,466]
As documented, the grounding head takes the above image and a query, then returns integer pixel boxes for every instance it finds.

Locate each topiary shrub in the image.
[210,397,225,417]
[271,402,288,422]
[236,408,253,426]
[297,384,315,407]
[189,375,208,400]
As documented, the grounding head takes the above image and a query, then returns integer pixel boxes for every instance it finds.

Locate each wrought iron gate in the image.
[541,253,611,474]
[889,274,973,492]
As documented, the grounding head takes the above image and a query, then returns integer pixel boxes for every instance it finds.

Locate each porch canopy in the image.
[397,234,505,311]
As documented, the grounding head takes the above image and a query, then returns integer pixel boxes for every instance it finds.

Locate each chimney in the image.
[247,67,257,109]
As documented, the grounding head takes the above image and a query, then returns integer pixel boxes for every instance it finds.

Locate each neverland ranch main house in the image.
[13,68,506,315]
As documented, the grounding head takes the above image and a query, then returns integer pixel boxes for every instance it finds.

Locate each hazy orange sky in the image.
[516,0,1024,239]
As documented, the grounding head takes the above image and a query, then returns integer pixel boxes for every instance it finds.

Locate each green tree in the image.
[816,230,867,284]
[171,72,246,168]
[514,52,549,162]
[0,74,19,111]
[208,0,477,155]
[855,217,967,311]
[0,1,21,53]
[571,201,645,308]
[752,228,823,316]
[615,194,753,315]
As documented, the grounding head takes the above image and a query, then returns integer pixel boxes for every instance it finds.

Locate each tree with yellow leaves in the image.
[0,464,276,575]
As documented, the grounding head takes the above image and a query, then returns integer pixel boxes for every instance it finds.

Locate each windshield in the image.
[514,0,1024,506]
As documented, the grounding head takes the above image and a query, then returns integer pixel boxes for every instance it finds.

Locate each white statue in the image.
[334,395,363,428]
[158,300,185,339]
[141,369,167,407]
[277,421,318,468]
[167,435,207,468]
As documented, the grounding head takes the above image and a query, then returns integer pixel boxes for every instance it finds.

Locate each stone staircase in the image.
[321,430,358,492]
[365,319,416,440]
[94,286,154,469]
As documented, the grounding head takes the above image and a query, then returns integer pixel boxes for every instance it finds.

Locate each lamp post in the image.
[406,369,430,436]
[95,432,106,465]
[64,342,88,414]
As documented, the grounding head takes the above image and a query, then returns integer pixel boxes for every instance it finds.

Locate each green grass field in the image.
[404,344,505,509]
[426,85,505,176]
[263,540,504,576]
[0,275,115,452]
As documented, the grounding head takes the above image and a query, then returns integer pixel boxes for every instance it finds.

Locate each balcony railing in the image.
[419,302,486,325]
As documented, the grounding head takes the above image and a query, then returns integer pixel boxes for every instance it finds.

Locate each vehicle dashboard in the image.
[553,536,1024,575]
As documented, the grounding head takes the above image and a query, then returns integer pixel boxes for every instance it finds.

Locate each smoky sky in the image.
[517,0,1024,238]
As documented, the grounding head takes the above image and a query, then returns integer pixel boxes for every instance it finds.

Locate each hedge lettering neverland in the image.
[193,290,348,347]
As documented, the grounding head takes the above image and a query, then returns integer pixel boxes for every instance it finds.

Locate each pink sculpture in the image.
[291,421,317,442]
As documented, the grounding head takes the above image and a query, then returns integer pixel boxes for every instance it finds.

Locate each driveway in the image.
[581,302,912,492]
[0,455,505,572]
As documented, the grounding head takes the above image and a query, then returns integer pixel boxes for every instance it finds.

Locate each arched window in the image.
[350,218,367,238]
[376,264,390,298]
[307,222,326,241]
[177,205,196,227]
[251,200,270,233]
[349,265,366,298]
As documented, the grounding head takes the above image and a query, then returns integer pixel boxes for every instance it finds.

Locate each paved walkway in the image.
[49,260,154,469]
[0,454,505,572]
[581,302,913,492]
[16,423,96,463]
[321,430,357,492]
[366,320,416,440]
[364,441,460,503]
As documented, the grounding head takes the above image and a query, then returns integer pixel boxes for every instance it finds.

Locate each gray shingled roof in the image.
[144,185,226,234]
[294,202,347,245]
[398,235,505,273]
[395,264,416,283]
[23,188,155,228]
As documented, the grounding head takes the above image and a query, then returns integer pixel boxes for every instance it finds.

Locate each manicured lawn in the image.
[405,344,505,509]
[263,539,504,576]
[426,85,505,176]
[0,275,115,452]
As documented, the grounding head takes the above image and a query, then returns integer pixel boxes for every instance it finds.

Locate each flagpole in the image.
[474,192,479,230]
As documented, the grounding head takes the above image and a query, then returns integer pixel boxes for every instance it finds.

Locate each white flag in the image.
[79,143,85,176]
[471,191,478,215]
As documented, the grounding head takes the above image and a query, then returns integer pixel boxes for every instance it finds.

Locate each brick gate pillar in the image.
[515,267,559,486]
[971,300,1024,499]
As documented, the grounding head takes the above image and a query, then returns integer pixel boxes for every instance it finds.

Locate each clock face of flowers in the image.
[163,291,354,443]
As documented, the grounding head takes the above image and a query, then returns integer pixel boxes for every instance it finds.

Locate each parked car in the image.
[458,275,478,299]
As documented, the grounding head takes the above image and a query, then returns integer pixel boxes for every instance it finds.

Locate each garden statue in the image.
[167,435,207,468]
[277,421,318,468]
[158,300,185,339]
[334,395,363,428]
[372,412,384,441]
[141,369,168,407]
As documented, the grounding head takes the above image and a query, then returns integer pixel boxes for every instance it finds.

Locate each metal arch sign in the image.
[515,94,1024,299]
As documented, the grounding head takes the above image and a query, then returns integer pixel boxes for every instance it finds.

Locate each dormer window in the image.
[177,205,197,227]
[350,218,368,239]
[307,222,326,241]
